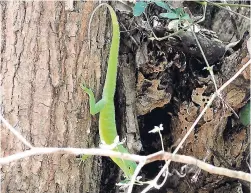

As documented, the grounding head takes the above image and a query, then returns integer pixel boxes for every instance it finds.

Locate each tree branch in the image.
[0,147,250,183]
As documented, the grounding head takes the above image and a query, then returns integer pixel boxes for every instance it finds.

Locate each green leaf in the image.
[133,2,148,16]
[239,101,250,126]
[154,1,172,12]
[81,154,90,161]
[181,13,191,20]
[159,12,179,19]
[174,8,184,16]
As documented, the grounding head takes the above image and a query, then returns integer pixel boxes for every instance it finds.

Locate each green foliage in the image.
[159,12,179,19]
[133,1,148,16]
[81,154,90,161]
[239,101,250,126]
[133,0,191,21]
[159,7,191,21]
[154,1,172,12]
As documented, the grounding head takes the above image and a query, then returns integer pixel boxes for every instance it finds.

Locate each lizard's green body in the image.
[82,3,137,179]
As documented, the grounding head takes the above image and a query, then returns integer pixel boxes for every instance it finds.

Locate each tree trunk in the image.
[1,1,111,192]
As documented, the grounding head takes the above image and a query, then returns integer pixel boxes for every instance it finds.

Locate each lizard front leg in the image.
[81,83,106,115]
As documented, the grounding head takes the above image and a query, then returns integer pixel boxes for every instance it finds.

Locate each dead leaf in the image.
[225,85,246,109]
[136,78,171,115]
[191,86,214,122]
[192,86,211,107]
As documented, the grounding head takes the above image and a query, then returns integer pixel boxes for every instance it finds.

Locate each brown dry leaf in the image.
[136,78,171,115]
[189,119,216,156]
[192,86,211,107]
[174,106,223,159]
[172,102,198,153]
[224,85,246,109]
[172,86,224,158]
[191,86,214,122]
[136,72,145,92]
[203,108,213,122]
[179,102,198,123]
[228,129,247,158]
[141,62,166,75]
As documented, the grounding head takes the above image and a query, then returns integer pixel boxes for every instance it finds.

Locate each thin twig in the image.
[1,147,250,183]
[207,2,251,8]
[0,147,144,165]
[218,59,251,92]
[190,29,218,91]
[127,161,146,193]
[0,115,33,149]
[148,152,251,183]
[206,0,251,21]
[88,3,107,49]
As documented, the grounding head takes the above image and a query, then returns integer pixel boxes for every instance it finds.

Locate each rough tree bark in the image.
[1,1,112,192]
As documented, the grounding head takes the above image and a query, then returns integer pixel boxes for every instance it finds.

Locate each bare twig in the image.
[206,2,251,8]
[88,3,105,49]
[0,147,144,165]
[206,0,251,21]
[191,28,239,118]
[148,152,251,183]
[1,147,251,183]
[127,161,146,193]
[0,115,33,149]
[190,29,218,91]
[218,59,251,92]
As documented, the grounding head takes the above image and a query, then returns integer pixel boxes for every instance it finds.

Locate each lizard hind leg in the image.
[81,83,106,115]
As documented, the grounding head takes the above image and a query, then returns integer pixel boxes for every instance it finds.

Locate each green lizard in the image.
[81,3,137,179]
